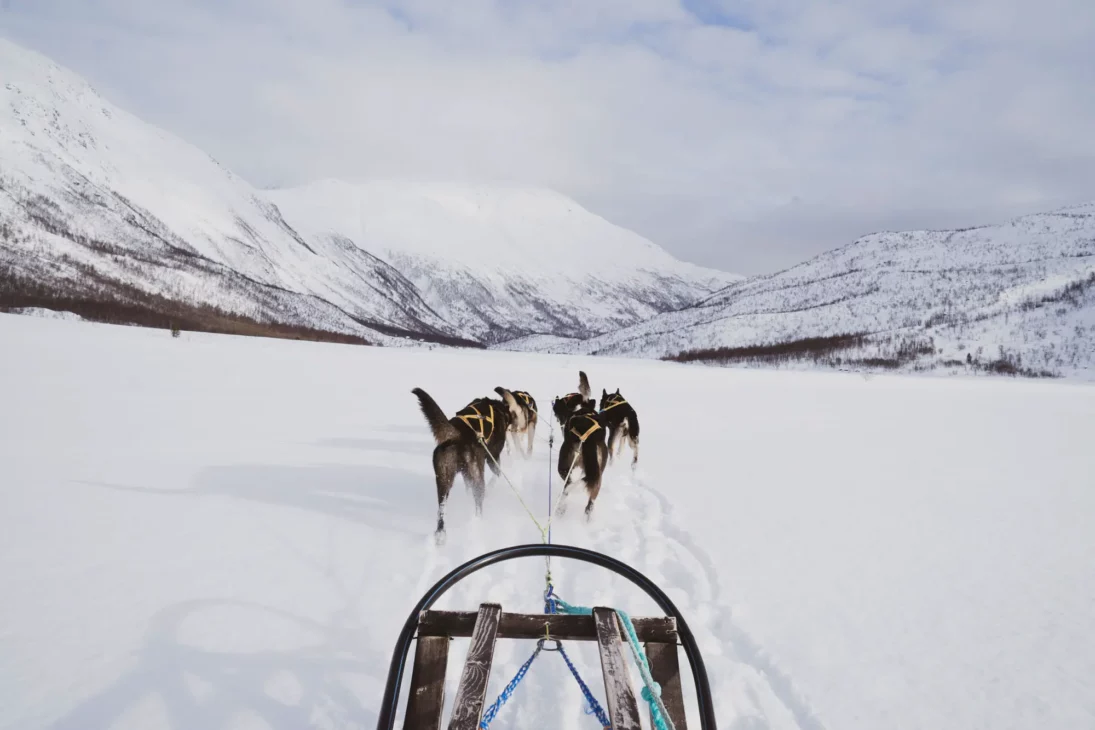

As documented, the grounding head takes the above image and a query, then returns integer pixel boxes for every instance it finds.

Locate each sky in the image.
[2,0,1094,275]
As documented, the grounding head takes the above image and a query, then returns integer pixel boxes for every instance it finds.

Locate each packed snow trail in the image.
[2,313,1094,730]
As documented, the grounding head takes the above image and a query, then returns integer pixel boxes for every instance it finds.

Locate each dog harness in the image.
[456,401,496,441]
[568,414,603,442]
[556,392,586,412]
[600,394,628,412]
[513,390,538,414]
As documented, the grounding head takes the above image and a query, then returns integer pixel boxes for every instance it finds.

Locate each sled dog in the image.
[597,388,640,466]
[411,387,524,540]
[555,400,609,520]
[494,387,538,456]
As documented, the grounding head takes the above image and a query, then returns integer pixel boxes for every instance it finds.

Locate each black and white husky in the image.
[494,386,538,456]
[552,370,593,428]
[597,388,640,466]
[555,398,609,520]
[411,387,524,541]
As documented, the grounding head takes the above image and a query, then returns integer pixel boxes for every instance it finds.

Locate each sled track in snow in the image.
[406,441,826,730]
[628,476,827,730]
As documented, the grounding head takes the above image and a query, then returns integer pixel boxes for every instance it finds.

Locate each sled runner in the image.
[375,544,718,730]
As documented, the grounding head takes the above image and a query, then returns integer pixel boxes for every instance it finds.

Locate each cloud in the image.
[2,0,1094,274]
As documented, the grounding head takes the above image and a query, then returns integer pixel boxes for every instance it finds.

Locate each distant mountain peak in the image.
[1,37,738,347]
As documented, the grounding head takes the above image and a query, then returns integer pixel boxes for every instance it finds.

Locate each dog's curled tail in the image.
[411,387,459,443]
[625,408,640,440]
[578,370,591,400]
[494,387,527,432]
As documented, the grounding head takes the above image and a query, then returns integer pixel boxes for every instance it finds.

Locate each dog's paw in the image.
[434,529,447,546]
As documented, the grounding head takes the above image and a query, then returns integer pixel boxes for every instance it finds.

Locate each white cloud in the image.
[2,0,1093,274]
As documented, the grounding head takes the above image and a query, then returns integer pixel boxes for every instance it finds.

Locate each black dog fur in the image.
[597,387,640,466]
[411,387,523,541]
[555,397,609,520]
[552,370,593,428]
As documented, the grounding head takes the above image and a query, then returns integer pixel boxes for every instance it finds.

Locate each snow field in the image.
[1,313,1094,730]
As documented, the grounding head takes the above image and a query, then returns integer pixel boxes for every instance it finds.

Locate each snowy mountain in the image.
[266,180,738,344]
[6,37,1090,378]
[503,203,1095,378]
[0,39,477,347]
[0,38,734,346]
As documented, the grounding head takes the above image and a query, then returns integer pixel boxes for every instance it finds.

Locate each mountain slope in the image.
[504,203,1095,377]
[0,38,480,346]
[266,179,740,344]
[2,38,733,346]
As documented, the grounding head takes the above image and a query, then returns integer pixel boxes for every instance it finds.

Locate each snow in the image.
[265,179,738,342]
[265,178,733,283]
[3,312,1094,730]
[2,306,86,322]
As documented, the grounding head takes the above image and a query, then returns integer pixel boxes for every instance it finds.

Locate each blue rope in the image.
[479,642,543,729]
[478,635,613,729]
[616,608,673,730]
[547,426,554,546]
[552,600,675,730]
[544,583,559,614]
[552,597,591,615]
[558,643,612,729]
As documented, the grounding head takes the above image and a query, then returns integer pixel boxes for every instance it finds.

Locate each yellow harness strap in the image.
[600,396,628,412]
[515,391,538,414]
[569,415,602,442]
[457,402,495,441]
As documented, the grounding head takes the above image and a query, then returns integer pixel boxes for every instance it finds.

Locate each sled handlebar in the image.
[374,542,718,730]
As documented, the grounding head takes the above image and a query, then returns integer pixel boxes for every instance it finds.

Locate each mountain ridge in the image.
[3,37,1092,378]
[497,201,1095,378]
[0,37,733,347]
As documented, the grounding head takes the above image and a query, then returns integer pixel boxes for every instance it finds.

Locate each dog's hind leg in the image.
[466,454,487,517]
[524,419,536,457]
[583,441,609,521]
[605,424,621,464]
[486,434,507,476]
[556,441,579,516]
[432,442,459,543]
[625,410,640,467]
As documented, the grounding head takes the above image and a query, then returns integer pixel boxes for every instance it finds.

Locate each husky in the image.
[555,400,609,520]
[551,370,593,428]
[598,388,640,466]
[494,387,538,456]
[411,387,524,541]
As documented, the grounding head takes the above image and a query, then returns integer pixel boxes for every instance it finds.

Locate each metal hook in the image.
[537,637,561,652]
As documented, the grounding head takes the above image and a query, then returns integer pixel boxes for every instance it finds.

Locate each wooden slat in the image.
[645,641,688,730]
[418,609,677,643]
[446,603,502,730]
[592,607,642,730]
[402,636,450,730]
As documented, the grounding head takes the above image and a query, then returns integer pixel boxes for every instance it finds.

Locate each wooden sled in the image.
[375,544,718,730]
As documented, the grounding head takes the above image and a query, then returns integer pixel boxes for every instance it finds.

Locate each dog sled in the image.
[374,543,718,730]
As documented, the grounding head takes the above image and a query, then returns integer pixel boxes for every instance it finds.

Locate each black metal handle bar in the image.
[374,542,718,730]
